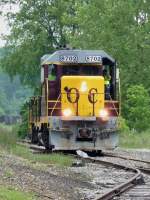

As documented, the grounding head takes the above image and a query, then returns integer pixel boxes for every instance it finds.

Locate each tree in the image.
[3,0,150,90]
[0,48,32,116]
[66,0,150,92]
[1,0,77,87]
[1,0,150,130]
[124,85,150,131]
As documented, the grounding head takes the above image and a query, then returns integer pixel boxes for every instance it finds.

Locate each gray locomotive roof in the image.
[41,50,115,65]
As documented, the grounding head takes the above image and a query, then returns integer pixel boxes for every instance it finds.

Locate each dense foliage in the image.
[1,0,75,87]
[124,85,150,131]
[1,0,150,132]
[67,0,150,90]
[0,48,32,116]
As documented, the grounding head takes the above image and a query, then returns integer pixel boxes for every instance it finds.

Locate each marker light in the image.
[99,109,109,121]
[80,81,88,92]
[62,108,72,117]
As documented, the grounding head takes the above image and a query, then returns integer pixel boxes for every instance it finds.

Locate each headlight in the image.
[99,109,109,121]
[80,81,88,92]
[62,108,72,117]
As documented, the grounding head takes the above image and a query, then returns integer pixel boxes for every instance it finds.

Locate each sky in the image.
[0,3,19,47]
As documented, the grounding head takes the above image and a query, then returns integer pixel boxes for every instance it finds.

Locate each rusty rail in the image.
[18,140,144,200]
[103,152,150,165]
[102,152,150,175]
[77,157,142,200]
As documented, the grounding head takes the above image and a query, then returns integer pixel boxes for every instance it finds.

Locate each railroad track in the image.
[103,152,150,169]
[97,152,150,199]
[17,140,46,152]
[82,156,142,200]
[115,176,150,200]
[100,152,150,175]
[18,140,150,200]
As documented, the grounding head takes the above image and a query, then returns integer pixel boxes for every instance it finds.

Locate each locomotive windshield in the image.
[62,65,101,76]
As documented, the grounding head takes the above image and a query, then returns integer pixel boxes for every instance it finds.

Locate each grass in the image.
[0,123,74,167]
[4,168,14,178]
[0,124,73,200]
[0,186,35,200]
[119,130,150,149]
[11,145,74,167]
[0,123,17,150]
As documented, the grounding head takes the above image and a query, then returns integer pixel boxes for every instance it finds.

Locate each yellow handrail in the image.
[107,94,120,130]
[108,94,119,116]
[49,93,61,129]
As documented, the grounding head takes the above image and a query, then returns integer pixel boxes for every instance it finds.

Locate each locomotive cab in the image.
[29,50,120,150]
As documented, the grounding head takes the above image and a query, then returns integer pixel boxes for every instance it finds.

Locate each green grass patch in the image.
[119,130,150,149]
[11,145,74,167]
[0,123,74,167]
[0,123,17,150]
[0,186,35,200]
[4,168,14,178]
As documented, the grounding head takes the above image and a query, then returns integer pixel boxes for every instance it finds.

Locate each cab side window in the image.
[103,67,111,100]
[48,65,56,81]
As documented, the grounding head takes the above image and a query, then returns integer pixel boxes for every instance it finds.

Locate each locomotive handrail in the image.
[48,100,61,102]
[107,94,120,130]
[49,93,61,129]
[48,108,61,110]
[29,91,119,122]
[46,78,49,123]
[108,94,119,116]
[105,100,119,103]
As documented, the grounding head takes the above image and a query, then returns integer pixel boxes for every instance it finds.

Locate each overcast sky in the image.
[0,3,19,47]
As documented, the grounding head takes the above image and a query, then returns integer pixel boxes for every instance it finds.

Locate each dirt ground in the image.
[1,148,145,200]
[0,152,97,200]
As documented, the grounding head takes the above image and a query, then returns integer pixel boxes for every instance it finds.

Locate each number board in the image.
[85,56,102,63]
[59,55,78,62]
[59,55,102,63]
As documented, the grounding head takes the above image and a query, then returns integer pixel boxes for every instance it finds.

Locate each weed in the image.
[119,130,150,149]
[0,186,35,200]
[4,168,14,178]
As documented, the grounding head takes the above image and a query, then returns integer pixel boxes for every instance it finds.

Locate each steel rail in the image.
[103,152,150,165]
[77,157,142,200]
[96,169,141,200]
[18,141,144,200]
[138,167,150,175]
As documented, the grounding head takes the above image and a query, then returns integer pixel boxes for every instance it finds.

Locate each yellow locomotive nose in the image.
[61,76,104,117]
[80,81,88,92]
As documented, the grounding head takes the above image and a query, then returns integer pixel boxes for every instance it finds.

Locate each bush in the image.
[123,85,150,131]
[117,116,129,133]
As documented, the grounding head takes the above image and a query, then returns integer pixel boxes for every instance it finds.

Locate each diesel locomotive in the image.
[28,50,120,150]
